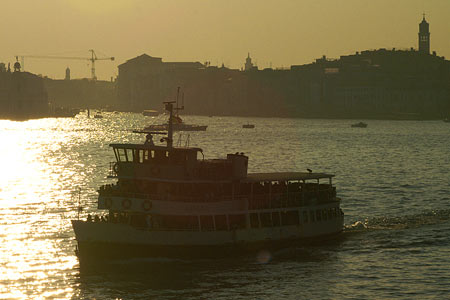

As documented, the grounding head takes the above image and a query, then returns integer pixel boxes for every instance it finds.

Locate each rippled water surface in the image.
[1,113,449,299]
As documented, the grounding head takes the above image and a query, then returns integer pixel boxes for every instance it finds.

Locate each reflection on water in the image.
[74,241,344,299]
[1,114,450,299]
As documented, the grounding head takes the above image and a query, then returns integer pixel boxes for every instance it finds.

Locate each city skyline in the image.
[1,0,449,80]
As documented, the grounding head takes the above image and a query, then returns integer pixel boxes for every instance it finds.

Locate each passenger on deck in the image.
[146,215,152,228]
[87,214,92,222]
[145,134,154,146]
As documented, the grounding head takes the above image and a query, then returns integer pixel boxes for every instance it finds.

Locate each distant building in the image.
[245,53,253,71]
[117,54,205,111]
[418,14,430,54]
[115,17,450,119]
[44,78,117,109]
[0,70,49,120]
[244,53,257,71]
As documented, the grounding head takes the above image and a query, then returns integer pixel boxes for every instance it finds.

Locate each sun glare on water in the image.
[0,118,79,298]
[0,119,74,207]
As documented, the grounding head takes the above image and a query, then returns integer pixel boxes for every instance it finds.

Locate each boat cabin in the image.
[110,144,249,180]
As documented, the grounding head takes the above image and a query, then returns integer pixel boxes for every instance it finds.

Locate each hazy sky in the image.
[1,0,449,80]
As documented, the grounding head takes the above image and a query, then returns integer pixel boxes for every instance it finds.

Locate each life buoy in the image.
[151,167,160,176]
[122,198,132,209]
[113,163,120,174]
[104,197,112,209]
[142,200,152,211]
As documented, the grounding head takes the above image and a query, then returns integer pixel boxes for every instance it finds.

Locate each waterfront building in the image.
[117,54,204,112]
[116,16,450,119]
[0,65,49,120]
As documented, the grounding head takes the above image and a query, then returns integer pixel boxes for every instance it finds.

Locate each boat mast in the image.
[174,86,184,119]
[176,87,180,119]
[164,101,175,148]
[163,87,184,148]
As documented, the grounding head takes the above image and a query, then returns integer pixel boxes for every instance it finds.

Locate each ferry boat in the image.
[243,123,255,129]
[71,101,344,262]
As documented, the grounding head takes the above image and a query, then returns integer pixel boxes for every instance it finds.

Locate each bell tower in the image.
[244,53,254,71]
[418,14,430,54]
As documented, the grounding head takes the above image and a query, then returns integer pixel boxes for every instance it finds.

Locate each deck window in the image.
[125,149,132,162]
[310,211,315,222]
[215,215,228,231]
[302,211,308,223]
[117,148,127,162]
[200,215,214,231]
[250,213,259,228]
[281,210,300,226]
[133,149,142,163]
[316,210,322,221]
[272,212,281,226]
[161,215,199,230]
[228,214,246,230]
[260,213,272,227]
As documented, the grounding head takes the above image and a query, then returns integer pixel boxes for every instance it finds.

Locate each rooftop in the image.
[109,143,203,152]
[243,172,334,182]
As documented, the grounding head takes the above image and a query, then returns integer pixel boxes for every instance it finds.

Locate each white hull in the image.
[73,218,342,247]
[72,211,343,261]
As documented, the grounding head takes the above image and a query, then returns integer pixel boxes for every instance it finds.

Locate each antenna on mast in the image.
[182,92,185,109]
[163,101,175,148]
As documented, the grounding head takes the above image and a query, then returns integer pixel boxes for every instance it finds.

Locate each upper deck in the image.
[244,172,334,182]
[110,143,249,181]
[109,143,334,184]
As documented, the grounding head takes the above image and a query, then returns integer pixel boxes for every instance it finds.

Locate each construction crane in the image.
[17,49,114,80]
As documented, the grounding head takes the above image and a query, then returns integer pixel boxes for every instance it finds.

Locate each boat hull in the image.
[72,218,343,263]
[75,232,342,264]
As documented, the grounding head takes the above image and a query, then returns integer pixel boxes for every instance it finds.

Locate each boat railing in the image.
[99,188,237,203]
[98,185,338,207]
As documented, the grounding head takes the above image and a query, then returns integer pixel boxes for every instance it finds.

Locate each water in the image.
[1,113,449,299]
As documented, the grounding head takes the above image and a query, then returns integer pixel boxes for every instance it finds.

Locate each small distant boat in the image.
[143,88,207,132]
[93,113,103,119]
[143,110,158,117]
[144,123,207,132]
[243,123,255,129]
[351,122,367,128]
